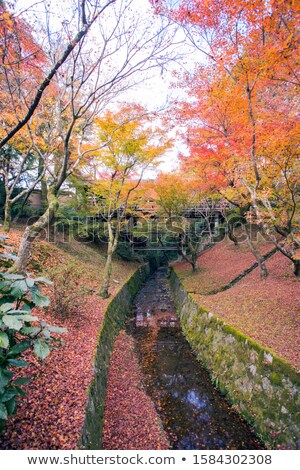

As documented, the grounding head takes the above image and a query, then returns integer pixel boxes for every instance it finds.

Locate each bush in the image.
[46,262,84,320]
[0,234,66,432]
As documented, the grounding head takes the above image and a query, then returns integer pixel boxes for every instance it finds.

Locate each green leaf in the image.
[0,303,15,313]
[10,288,24,299]
[13,377,31,386]
[15,315,39,322]
[13,385,26,396]
[25,278,35,288]
[2,315,23,331]
[0,332,9,349]
[0,296,15,307]
[6,309,33,315]
[8,359,29,368]
[0,253,18,261]
[30,291,50,308]
[20,326,40,336]
[0,273,24,281]
[7,340,31,357]
[0,402,8,420]
[33,276,53,285]
[0,281,10,289]
[0,370,13,388]
[0,388,18,402]
[47,325,67,334]
[20,303,32,313]
[34,340,50,359]
[5,397,16,416]
[43,329,51,339]
[11,280,28,296]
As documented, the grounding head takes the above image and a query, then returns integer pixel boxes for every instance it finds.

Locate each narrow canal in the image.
[125,267,264,450]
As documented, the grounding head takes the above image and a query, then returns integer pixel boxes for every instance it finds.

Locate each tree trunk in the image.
[2,198,12,232]
[245,225,268,278]
[39,157,48,208]
[99,221,118,298]
[12,190,32,224]
[293,259,300,278]
[11,188,59,273]
[191,250,197,272]
[99,245,114,299]
[228,222,239,246]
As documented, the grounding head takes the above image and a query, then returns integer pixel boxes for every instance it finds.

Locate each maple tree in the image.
[0,2,51,231]
[0,2,47,143]
[152,0,300,276]
[88,105,171,297]
[0,0,118,150]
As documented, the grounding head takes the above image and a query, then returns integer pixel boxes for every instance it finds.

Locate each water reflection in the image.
[126,268,264,450]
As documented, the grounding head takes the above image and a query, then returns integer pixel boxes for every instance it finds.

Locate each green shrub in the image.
[0,234,66,432]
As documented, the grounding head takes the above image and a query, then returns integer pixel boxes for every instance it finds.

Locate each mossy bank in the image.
[170,268,300,449]
[81,264,150,449]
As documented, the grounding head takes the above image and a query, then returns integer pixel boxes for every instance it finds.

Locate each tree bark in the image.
[191,251,197,272]
[11,188,59,273]
[99,221,118,298]
[2,198,11,232]
[38,157,48,208]
[228,222,239,246]
[292,259,300,279]
[99,245,114,299]
[245,225,268,278]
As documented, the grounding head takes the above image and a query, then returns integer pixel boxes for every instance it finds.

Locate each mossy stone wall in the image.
[81,264,150,449]
[170,269,300,449]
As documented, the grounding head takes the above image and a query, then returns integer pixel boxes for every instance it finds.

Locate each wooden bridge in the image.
[133,246,179,251]
[133,201,230,217]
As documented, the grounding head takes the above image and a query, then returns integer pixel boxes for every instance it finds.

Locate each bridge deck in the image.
[133,247,178,251]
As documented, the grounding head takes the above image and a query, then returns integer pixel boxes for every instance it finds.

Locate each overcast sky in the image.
[14,0,200,175]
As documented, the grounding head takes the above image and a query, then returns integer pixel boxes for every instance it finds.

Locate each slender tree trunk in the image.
[99,221,118,298]
[2,198,12,232]
[12,193,29,224]
[177,236,198,273]
[99,243,114,299]
[191,250,197,272]
[245,225,268,278]
[228,222,239,246]
[39,157,48,208]
[11,188,59,273]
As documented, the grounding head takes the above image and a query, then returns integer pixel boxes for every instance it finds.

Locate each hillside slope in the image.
[173,238,300,371]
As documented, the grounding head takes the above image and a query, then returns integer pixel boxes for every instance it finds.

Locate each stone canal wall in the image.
[81,264,150,449]
[169,269,300,449]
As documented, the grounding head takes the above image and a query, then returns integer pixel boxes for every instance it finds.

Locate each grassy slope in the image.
[173,237,300,371]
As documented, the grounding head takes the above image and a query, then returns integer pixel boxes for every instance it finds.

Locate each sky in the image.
[13,0,200,176]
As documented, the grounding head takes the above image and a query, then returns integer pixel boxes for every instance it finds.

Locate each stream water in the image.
[125,267,264,450]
